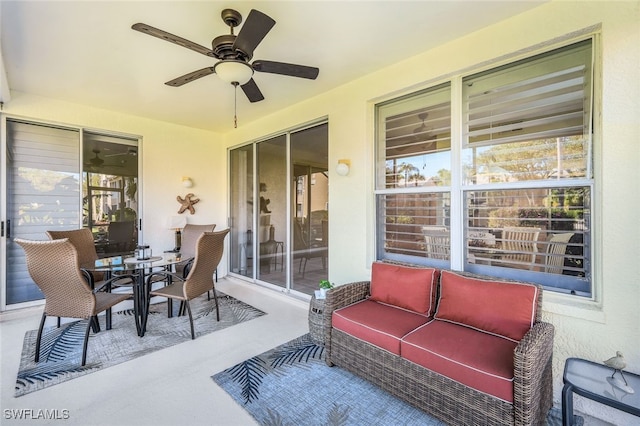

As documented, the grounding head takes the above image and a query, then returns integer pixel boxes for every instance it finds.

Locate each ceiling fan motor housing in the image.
[212,34,239,59]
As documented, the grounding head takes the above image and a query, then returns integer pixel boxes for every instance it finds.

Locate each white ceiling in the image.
[1,1,546,134]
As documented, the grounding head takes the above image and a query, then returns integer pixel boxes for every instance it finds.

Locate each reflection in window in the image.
[465,188,590,294]
[82,134,139,257]
[378,84,451,189]
[377,192,451,265]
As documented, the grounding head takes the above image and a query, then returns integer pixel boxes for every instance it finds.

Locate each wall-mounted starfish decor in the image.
[177,193,200,215]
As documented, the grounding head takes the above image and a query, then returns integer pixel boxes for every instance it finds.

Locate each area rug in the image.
[212,334,583,426]
[15,292,265,397]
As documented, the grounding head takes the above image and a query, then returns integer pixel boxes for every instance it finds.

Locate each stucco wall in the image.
[224,1,640,423]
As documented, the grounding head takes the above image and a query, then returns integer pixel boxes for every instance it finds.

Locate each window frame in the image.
[374,35,598,298]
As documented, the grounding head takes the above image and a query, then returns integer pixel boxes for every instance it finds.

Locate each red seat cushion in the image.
[435,271,538,342]
[333,300,431,355]
[369,262,438,316]
[402,320,518,402]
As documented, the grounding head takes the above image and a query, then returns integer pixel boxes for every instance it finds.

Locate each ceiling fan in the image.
[105,148,137,158]
[89,149,104,167]
[413,113,431,138]
[131,8,319,108]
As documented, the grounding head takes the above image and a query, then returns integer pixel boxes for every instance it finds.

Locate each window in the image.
[375,39,594,297]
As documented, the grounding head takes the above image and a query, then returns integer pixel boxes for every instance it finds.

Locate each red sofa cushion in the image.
[402,320,518,402]
[434,271,538,342]
[369,262,438,316]
[333,300,431,355]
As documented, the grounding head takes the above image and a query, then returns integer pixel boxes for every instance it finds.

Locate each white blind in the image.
[463,40,592,148]
[6,120,80,305]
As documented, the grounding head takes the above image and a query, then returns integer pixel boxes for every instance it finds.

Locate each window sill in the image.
[542,291,605,324]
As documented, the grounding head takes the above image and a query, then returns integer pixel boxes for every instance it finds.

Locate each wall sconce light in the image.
[182,177,193,188]
[336,159,351,176]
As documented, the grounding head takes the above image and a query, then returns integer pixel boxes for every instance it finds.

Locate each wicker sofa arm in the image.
[322,280,370,364]
[513,321,555,426]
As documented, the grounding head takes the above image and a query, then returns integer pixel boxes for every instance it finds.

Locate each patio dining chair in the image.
[146,229,229,340]
[48,228,136,325]
[107,221,136,254]
[422,226,450,261]
[47,228,110,330]
[15,238,135,366]
[46,228,104,287]
[293,219,327,277]
[498,226,541,270]
[545,232,574,274]
[175,224,216,279]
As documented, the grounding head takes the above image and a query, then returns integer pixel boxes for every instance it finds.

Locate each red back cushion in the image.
[434,271,538,342]
[369,262,438,316]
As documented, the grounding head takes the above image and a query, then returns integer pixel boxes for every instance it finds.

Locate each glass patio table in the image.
[81,252,189,337]
[562,357,640,425]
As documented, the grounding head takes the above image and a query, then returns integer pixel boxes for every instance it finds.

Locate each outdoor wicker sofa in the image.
[321,261,554,426]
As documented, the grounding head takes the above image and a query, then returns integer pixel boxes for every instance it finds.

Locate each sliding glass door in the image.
[229,122,328,296]
[229,144,254,277]
[256,135,287,286]
[1,119,140,310]
[290,125,328,294]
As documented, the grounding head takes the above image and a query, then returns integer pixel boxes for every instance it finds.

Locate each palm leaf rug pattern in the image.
[15,292,265,397]
[213,334,443,426]
[225,334,323,405]
[212,334,581,426]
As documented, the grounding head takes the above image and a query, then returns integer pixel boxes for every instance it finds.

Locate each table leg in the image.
[138,268,151,337]
[131,272,144,337]
[562,383,574,426]
[139,266,172,336]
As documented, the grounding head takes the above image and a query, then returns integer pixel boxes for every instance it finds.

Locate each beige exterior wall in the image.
[3,1,639,423]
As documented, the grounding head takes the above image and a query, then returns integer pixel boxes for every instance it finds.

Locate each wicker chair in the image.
[46,228,104,287]
[175,224,216,279]
[47,228,136,329]
[15,238,135,366]
[107,221,136,255]
[147,229,229,339]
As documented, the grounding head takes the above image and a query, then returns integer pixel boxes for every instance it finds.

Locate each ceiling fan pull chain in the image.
[232,82,239,128]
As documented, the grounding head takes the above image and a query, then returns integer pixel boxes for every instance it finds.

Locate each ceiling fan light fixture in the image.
[214,60,253,85]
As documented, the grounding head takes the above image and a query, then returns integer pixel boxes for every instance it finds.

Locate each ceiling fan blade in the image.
[252,60,319,80]
[232,10,275,60]
[241,78,265,103]
[132,23,214,57]
[165,67,215,87]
